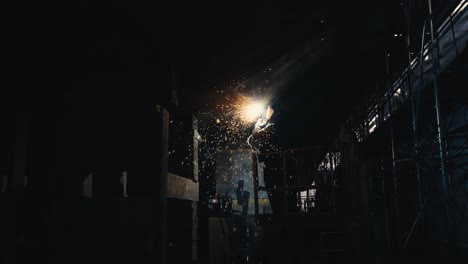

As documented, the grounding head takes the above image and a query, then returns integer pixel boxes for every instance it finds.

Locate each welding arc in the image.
[247,105,275,148]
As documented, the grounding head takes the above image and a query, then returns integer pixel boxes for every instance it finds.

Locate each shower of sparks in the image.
[194,89,279,203]
[229,94,268,125]
[248,105,275,148]
[196,90,280,203]
[240,100,266,123]
[199,91,277,151]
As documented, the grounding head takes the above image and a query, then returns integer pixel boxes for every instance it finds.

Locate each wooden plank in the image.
[167,173,199,201]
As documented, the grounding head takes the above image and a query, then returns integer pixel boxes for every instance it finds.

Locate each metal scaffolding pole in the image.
[448,13,459,57]
[383,50,404,248]
[415,22,426,132]
[390,122,401,248]
[427,0,450,237]
[252,151,260,222]
[283,152,288,217]
[404,0,425,241]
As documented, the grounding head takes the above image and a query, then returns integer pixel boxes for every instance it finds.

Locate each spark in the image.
[198,89,277,176]
[230,94,268,124]
[242,101,266,123]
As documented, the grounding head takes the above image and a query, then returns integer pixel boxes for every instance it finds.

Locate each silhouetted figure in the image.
[236,180,250,219]
[251,113,286,216]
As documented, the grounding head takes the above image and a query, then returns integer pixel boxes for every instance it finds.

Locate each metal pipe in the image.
[403,212,420,248]
[448,13,459,56]
[411,20,427,236]
[385,50,408,247]
[283,152,288,217]
[331,151,336,210]
[403,1,425,237]
[428,0,450,236]
[404,0,413,103]
[403,1,416,129]
[252,151,260,222]
[404,195,428,248]
[416,22,426,130]
[390,122,401,248]
[156,106,169,264]
[381,156,391,250]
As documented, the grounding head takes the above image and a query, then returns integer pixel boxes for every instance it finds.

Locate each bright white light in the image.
[242,101,266,122]
[452,1,467,16]
[369,114,379,134]
[395,88,401,97]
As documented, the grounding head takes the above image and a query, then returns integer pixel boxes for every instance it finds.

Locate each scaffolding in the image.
[252,148,339,224]
[341,0,467,252]
[353,0,467,143]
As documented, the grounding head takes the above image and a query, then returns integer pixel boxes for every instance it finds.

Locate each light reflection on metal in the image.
[248,104,275,148]
[353,2,467,141]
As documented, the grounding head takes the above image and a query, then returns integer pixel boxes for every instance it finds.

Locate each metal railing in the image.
[353,0,467,142]
[251,148,338,222]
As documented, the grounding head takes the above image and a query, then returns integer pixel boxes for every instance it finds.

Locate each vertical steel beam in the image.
[192,201,198,262]
[331,151,335,211]
[416,22,426,129]
[155,105,169,263]
[448,13,459,56]
[385,51,406,247]
[252,151,260,222]
[428,0,450,235]
[400,27,427,246]
[193,115,199,182]
[283,152,288,217]
[404,0,426,243]
[390,122,401,248]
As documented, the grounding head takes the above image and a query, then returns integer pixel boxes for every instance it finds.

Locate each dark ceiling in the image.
[7,0,458,149]
[51,1,400,148]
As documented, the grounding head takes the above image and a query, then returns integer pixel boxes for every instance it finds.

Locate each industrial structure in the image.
[1,0,467,263]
